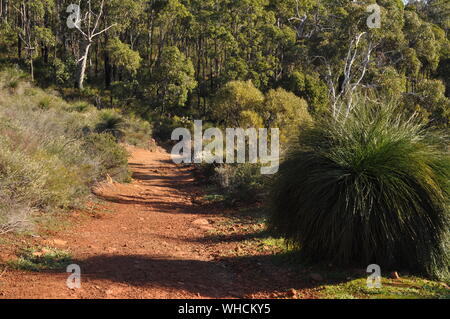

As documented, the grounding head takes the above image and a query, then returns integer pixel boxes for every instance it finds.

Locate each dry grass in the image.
[0,67,150,233]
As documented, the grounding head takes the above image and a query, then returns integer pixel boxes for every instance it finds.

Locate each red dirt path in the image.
[0,146,314,299]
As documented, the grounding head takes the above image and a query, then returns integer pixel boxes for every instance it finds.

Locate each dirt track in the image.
[0,146,315,299]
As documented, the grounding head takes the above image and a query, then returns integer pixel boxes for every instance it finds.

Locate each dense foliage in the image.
[0,0,447,129]
[269,101,450,279]
[0,68,150,233]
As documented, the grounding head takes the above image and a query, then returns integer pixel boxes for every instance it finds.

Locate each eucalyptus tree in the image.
[67,0,116,89]
[147,46,197,114]
[13,0,55,81]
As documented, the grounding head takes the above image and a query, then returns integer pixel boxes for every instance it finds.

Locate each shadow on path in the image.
[75,253,321,298]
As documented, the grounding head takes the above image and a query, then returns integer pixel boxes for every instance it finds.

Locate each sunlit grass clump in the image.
[269,101,450,279]
[8,246,72,272]
[317,277,450,299]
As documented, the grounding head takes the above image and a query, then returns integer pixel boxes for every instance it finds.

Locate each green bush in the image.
[95,109,125,140]
[0,67,29,93]
[9,246,72,271]
[0,70,144,233]
[223,163,266,205]
[82,133,130,182]
[68,101,95,113]
[122,114,153,149]
[152,114,191,141]
[269,101,450,279]
[0,145,50,207]
[203,163,267,206]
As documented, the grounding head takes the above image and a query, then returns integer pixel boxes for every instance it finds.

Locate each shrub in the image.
[0,145,52,207]
[0,138,86,211]
[0,71,141,233]
[82,133,130,182]
[0,67,30,94]
[37,96,53,110]
[122,115,153,149]
[262,88,312,144]
[68,101,95,113]
[283,71,329,114]
[194,162,220,185]
[212,80,264,127]
[269,101,450,279]
[152,114,191,141]
[9,246,72,271]
[222,163,267,205]
[206,163,267,206]
[95,109,125,140]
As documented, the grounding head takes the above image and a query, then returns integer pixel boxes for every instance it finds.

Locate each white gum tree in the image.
[68,0,116,89]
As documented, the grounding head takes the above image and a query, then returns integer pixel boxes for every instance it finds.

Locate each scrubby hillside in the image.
[0,67,151,234]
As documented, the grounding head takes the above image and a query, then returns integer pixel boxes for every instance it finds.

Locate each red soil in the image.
[0,146,315,299]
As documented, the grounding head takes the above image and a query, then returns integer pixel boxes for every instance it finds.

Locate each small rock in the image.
[105,289,114,295]
[52,239,67,247]
[288,288,297,297]
[390,271,400,279]
[192,218,209,226]
[309,273,324,282]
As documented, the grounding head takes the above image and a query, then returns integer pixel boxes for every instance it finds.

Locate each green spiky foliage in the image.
[269,101,450,280]
[95,109,125,140]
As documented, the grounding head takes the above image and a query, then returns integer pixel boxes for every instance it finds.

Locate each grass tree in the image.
[269,99,450,280]
[95,109,125,140]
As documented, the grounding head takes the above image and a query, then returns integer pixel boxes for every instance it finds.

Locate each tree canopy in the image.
[0,0,448,126]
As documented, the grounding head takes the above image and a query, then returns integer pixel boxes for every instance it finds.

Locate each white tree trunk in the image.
[77,41,91,89]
